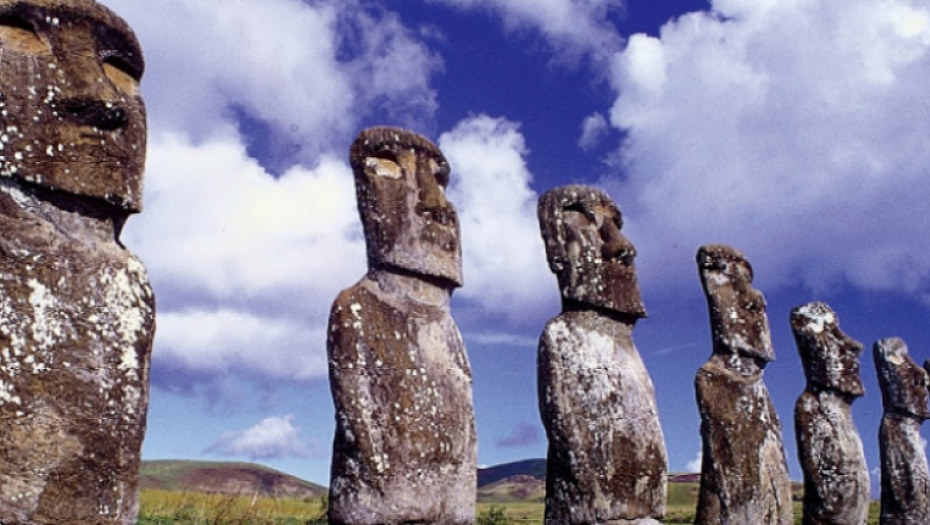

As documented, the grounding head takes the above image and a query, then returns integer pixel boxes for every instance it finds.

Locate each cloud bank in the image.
[608,0,930,302]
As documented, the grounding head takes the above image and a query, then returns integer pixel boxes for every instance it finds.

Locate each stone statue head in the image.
[791,302,864,397]
[350,126,462,288]
[697,244,774,363]
[537,184,645,318]
[0,0,146,212]
[874,337,930,420]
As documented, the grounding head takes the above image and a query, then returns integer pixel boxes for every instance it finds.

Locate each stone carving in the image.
[874,338,930,525]
[536,185,666,525]
[694,245,793,525]
[327,127,476,525]
[0,1,153,524]
[791,302,869,525]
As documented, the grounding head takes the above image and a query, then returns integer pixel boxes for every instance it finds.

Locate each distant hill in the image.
[477,458,547,487]
[140,460,326,499]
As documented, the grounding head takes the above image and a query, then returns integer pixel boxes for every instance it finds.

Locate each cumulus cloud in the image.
[607,0,930,302]
[426,0,624,62]
[105,0,440,166]
[440,115,557,324]
[122,131,363,384]
[495,421,543,448]
[207,415,310,460]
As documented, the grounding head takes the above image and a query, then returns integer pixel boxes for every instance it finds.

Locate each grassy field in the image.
[138,489,328,525]
[139,488,883,525]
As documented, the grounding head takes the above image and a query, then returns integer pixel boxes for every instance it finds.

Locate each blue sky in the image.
[102,0,930,490]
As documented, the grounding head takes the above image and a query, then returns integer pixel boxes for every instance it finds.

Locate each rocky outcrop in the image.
[536,185,666,525]
[874,338,930,525]
[694,245,793,525]
[327,127,476,525]
[792,302,869,525]
[0,2,153,524]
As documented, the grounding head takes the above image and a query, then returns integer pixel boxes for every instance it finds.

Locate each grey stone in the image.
[537,185,666,525]
[694,244,793,525]
[0,1,153,524]
[874,337,930,525]
[791,302,869,525]
[327,127,476,525]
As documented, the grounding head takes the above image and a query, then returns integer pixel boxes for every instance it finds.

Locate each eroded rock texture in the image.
[536,185,666,525]
[791,302,869,525]
[328,127,476,525]
[0,2,153,524]
[694,245,793,525]
[874,338,930,525]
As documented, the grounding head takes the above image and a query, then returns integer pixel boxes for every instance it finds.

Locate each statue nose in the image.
[601,223,635,263]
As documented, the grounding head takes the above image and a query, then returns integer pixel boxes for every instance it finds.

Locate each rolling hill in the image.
[139,460,326,499]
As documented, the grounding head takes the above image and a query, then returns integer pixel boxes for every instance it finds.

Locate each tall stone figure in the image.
[327,127,476,525]
[694,245,793,525]
[791,302,869,525]
[537,185,667,525]
[0,1,153,524]
[874,338,930,525]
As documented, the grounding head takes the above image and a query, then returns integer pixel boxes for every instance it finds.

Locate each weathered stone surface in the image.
[536,185,666,525]
[328,127,476,525]
[791,302,869,525]
[0,2,153,524]
[874,337,930,525]
[694,244,793,525]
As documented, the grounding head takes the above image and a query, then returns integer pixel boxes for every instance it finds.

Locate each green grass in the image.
[139,488,883,525]
[138,489,327,525]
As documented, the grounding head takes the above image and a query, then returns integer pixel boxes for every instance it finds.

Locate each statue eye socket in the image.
[102,53,141,94]
[0,14,50,55]
[101,51,142,81]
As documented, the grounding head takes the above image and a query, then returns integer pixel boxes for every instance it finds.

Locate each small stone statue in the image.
[694,245,793,525]
[0,1,154,524]
[874,337,930,525]
[791,302,869,525]
[536,185,666,525]
[327,127,476,525]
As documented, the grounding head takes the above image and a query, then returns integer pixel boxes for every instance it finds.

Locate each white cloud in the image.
[579,112,609,150]
[104,0,440,163]
[207,415,310,460]
[426,0,624,61]
[440,115,557,323]
[685,450,702,473]
[122,130,364,383]
[607,0,930,301]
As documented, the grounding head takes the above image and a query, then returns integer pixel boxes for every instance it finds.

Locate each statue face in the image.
[791,302,864,397]
[556,190,645,317]
[875,337,930,420]
[0,0,146,212]
[697,245,774,363]
[352,127,462,287]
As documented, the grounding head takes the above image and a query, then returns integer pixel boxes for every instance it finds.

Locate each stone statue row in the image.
[0,0,922,520]
[326,127,930,525]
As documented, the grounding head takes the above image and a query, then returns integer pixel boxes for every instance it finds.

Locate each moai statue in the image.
[694,245,793,525]
[874,338,930,525]
[0,1,153,524]
[791,302,869,525]
[327,127,476,525]
[536,185,667,525]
